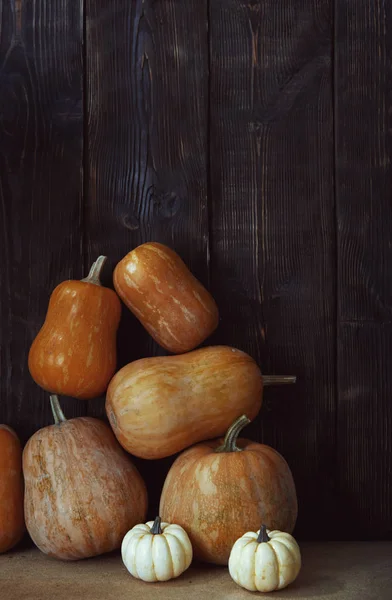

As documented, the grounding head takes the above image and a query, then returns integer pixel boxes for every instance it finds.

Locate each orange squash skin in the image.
[23,417,147,560]
[113,242,219,353]
[159,438,298,566]
[0,426,25,553]
[105,346,263,460]
[28,279,121,399]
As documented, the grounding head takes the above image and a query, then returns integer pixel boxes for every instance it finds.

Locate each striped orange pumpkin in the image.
[159,415,298,566]
[23,396,147,560]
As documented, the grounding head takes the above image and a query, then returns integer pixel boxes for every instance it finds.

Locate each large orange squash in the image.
[113,242,219,353]
[23,396,147,560]
[0,425,25,553]
[159,415,298,566]
[106,346,263,459]
[28,256,121,399]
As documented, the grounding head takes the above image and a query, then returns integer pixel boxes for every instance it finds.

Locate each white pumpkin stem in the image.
[150,516,162,535]
[257,525,271,543]
[50,395,67,425]
[215,414,250,453]
[81,256,107,286]
[263,375,296,386]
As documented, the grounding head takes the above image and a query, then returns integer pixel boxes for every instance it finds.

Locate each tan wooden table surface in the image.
[1,542,391,600]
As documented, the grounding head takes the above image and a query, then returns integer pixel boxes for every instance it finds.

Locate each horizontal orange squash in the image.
[106,346,263,459]
[160,415,298,565]
[28,256,121,399]
[0,425,25,553]
[113,242,219,353]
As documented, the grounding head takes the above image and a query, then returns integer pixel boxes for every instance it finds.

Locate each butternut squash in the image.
[106,346,263,459]
[113,242,219,353]
[28,257,121,399]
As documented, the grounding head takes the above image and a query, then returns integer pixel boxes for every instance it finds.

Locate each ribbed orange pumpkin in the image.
[28,256,121,399]
[160,415,298,566]
[0,425,25,553]
[23,396,147,560]
[113,242,219,353]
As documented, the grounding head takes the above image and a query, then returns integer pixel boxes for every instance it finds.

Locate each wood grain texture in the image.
[336,0,392,539]
[0,0,85,441]
[85,0,209,514]
[209,0,336,539]
[1,0,391,542]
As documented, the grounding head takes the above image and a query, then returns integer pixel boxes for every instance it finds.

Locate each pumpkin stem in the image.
[257,525,270,543]
[50,395,67,425]
[263,375,296,386]
[215,414,250,453]
[150,516,162,535]
[81,256,107,286]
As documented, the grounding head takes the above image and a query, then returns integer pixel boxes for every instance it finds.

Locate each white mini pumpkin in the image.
[121,516,193,582]
[228,524,301,592]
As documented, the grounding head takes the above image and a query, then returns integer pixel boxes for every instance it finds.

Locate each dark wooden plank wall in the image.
[85,0,209,511]
[0,0,86,435]
[336,1,392,540]
[209,0,337,539]
[0,0,391,540]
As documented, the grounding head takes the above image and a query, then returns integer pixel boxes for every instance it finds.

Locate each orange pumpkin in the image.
[28,256,121,399]
[106,346,263,459]
[0,425,25,553]
[23,395,147,560]
[113,242,219,353]
[159,415,298,566]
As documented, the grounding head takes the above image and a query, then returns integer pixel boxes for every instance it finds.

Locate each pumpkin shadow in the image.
[167,559,344,597]
[270,569,343,598]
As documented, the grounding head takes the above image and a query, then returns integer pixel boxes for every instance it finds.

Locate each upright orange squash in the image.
[23,396,147,560]
[160,415,298,566]
[28,256,121,399]
[113,242,219,353]
[0,425,25,553]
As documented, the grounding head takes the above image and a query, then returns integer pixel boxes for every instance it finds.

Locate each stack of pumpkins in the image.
[0,242,301,593]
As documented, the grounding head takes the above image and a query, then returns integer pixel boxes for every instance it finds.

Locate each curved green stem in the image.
[50,395,67,425]
[257,525,270,543]
[81,256,107,286]
[215,415,250,453]
[150,516,162,535]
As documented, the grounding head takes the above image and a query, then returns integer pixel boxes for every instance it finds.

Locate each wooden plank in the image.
[85,0,209,514]
[209,0,336,538]
[336,1,392,539]
[0,0,85,440]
